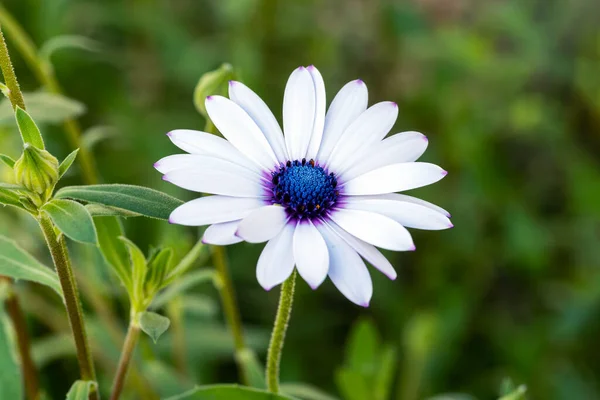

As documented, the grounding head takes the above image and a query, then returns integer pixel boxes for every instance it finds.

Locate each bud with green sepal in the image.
[13,144,59,204]
[193,63,235,119]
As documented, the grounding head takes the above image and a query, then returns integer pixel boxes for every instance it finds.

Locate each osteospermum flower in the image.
[155,65,451,306]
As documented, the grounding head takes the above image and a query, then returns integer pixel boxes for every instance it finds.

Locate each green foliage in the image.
[0,235,62,296]
[281,383,339,400]
[0,293,22,400]
[336,319,397,400]
[14,106,44,149]
[0,92,85,125]
[41,199,97,244]
[0,154,15,169]
[166,385,296,400]
[55,184,183,220]
[139,311,171,343]
[194,63,235,118]
[94,216,132,291]
[66,380,97,400]
[58,148,79,178]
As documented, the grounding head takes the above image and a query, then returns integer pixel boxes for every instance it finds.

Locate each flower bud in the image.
[193,63,234,118]
[13,144,59,199]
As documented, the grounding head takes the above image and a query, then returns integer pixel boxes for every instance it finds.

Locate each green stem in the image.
[0,5,98,184]
[3,279,39,400]
[266,270,297,393]
[109,314,141,400]
[0,23,25,109]
[38,215,98,399]
[212,246,251,385]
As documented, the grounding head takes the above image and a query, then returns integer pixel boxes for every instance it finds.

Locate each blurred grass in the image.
[1,0,600,399]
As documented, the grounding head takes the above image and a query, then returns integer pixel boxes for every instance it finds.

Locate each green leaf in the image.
[41,199,97,244]
[85,203,141,217]
[346,318,380,375]
[165,385,296,400]
[335,369,370,400]
[0,235,62,296]
[0,92,85,125]
[40,35,102,61]
[498,385,527,400]
[139,311,171,344]
[58,148,79,178]
[0,154,15,168]
[55,184,183,220]
[193,63,235,118]
[0,188,25,210]
[236,348,266,389]
[0,301,22,400]
[94,217,132,293]
[373,345,397,400]
[426,395,477,400]
[15,106,45,149]
[32,334,74,368]
[82,125,117,150]
[66,380,97,400]
[280,383,339,400]
[120,237,147,305]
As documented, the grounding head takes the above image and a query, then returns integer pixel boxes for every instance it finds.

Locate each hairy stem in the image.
[0,5,98,184]
[266,270,297,393]
[38,215,98,399]
[0,23,25,109]
[3,280,39,400]
[109,315,141,400]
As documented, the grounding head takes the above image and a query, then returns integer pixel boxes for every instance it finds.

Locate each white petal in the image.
[236,205,289,243]
[256,223,295,290]
[342,162,447,195]
[324,220,396,279]
[163,156,268,197]
[305,66,326,160]
[343,197,452,230]
[228,81,288,163]
[364,193,451,217]
[203,221,243,245]
[293,220,329,289]
[339,131,428,180]
[155,154,264,181]
[329,208,414,251]
[317,80,368,162]
[283,67,316,160]
[169,196,266,226]
[166,129,259,172]
[205,95,278,170]
[317,224,372,307]
[327,101,398,172]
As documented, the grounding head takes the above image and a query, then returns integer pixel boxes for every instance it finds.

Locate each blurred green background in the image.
[1,0,600,399]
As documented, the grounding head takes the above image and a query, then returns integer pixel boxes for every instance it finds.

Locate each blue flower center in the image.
[271,158,339,219]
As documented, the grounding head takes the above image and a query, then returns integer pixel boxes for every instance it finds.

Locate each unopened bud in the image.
[193,63,234,118]
[14,144,59,199]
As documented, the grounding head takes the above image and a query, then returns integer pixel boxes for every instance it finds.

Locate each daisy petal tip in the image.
[441,170,448,176]
[422,135,429,142]
[307,64,315,70]
[409,245,416,251]
[166,131,173,137]
[391,101,398,108]
[161,175,170,182]
[228,80,237,86]
[153,161,160,169]
[167,216,175,225]
[355,78,364,85]
[205,95,213,101]
[360,300,370,308]
[448,222,454,229]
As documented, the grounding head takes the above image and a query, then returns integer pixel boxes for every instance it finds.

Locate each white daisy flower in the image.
[155,65,451,306]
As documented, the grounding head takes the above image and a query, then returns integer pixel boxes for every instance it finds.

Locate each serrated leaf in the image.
[0,235,62,296]
[139,311,171,344]
[94,217,132,294]
[41,199,97,244]
[0,301,22,400]
[55,184,183,220]
[0,92,85,125]
[281,383,339,400]
[66,380,97,400]
[165,384,296,400]
[15,106,45,149]
[0,154,15,168]
[58,148,79,178]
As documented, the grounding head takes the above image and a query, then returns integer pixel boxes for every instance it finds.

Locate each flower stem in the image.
[2,278,39,400]
[38,215,98,399]
[266,270,297,393]
[0,5,98,184]
[211,245,251,385]
[109,314,141,400]
[0,23,25,109]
